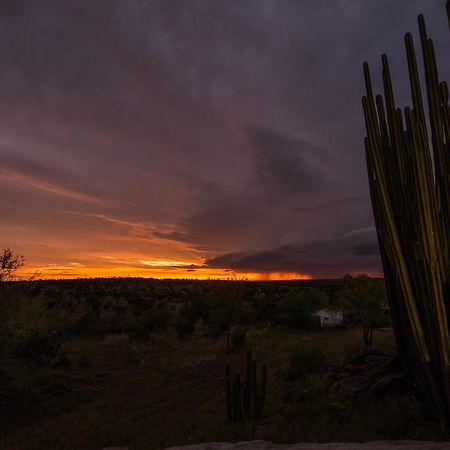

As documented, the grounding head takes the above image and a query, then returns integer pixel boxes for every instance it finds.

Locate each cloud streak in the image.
[0,167,104,204]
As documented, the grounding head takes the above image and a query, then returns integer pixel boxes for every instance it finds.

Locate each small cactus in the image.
[225,349,267,423]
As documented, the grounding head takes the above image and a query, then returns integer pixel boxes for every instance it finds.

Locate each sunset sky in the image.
[1,0,449,280]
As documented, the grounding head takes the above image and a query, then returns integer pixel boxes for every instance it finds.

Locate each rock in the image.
[331,374,372,397]
[327,402,348,415]
[254,423,278,441]
[99,447,129,450]
[334,365,364,378]
[365,355,388,366]
[348,346,387,363]
[96,371,110,378]
[282,387,309,403]
[370,372,403,393]
[126,345,140,365]
[0,358,26,380]
[0,388,16,409]
[254,415,286,441]
[330,349,404,398]
[44,381,70,397]
[383,354,401,371]
[49,354,71,370]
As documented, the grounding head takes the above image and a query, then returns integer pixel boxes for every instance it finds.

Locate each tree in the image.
[337,274,386,346]
[276,287,329,329]
[0,248,24,282]
[202,279,245,349]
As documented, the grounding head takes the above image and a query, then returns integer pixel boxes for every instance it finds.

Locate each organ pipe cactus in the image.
[362,1,450,421]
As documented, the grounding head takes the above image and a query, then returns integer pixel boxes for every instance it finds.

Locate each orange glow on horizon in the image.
[17,264,312,281]
[236,272,312,281]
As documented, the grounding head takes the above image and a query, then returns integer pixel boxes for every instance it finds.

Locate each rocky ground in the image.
[329,346,404,397]
[101,440,450,450]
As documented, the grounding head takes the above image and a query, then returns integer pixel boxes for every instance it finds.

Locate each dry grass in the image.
[2,327,434,450]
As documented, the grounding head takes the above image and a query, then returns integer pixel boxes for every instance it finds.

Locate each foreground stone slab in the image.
[160,440,450,450]
[100,448,130,450]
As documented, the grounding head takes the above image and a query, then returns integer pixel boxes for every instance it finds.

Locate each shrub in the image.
[85,294,101,311]
[201,281,245,344]
[12,330,63,362]
[230,326,247,351]
[69,309,104,336]
[205,321,227,340]
[173,299,204,339]
[284,345,328,381]
[337,274,387,346]
[253,294,276,325]
[174,317,195,338]
[276,288,329,329]
[0,287,66,364]
[179,299,205,323]
[150,303,170,331]
[127,303,169,340]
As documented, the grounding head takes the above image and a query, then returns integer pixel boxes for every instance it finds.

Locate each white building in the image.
[315,308,344,328]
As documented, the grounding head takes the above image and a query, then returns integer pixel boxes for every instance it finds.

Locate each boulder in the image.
[330,350,403,397]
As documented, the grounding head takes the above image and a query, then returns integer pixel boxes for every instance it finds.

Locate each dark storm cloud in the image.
[154,122,333,250]
[206,227,380,278]
[0,0,448,276]
[240,124,331,195]
[294,197,368,213]
[350,242,380,257]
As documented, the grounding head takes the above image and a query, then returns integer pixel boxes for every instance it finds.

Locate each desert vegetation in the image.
[0,255,440,449]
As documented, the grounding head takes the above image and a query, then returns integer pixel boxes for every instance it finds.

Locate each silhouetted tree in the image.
[276,287,329,329]
[203,279,245,349]
[337,274,386,346]
[0,248,24,283]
